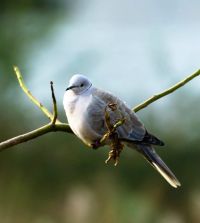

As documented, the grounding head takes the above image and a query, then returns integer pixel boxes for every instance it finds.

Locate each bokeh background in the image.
[1,0,200,222]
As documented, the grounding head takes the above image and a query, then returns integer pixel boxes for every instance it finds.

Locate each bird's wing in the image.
[87,88,146,141]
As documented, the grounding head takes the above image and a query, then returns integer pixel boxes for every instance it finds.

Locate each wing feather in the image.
[86,88,146,141]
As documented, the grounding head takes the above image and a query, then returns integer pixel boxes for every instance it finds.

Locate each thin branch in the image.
[133,69,200,112]
[0,123,72,152]
[0,68,199,151]
[13,66,55,122]
[50,81,58,125]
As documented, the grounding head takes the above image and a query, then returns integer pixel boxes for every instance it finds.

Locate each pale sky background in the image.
[18,0,200,114]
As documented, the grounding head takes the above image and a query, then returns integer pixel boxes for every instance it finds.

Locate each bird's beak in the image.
[66,85,78,91]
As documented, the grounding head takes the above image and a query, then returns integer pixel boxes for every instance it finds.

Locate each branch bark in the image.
[0,67,199,151]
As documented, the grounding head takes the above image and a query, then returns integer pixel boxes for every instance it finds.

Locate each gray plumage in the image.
[63,74,181,188]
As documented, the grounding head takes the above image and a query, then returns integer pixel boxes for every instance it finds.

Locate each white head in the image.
[66,74,92,95]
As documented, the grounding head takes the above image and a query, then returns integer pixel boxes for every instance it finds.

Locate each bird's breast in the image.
[64,93,99,146]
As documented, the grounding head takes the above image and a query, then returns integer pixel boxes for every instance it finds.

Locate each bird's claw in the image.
[105,147,122,166]
[105,155,119,166]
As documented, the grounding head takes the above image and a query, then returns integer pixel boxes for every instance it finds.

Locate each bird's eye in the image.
[80,83,84,87]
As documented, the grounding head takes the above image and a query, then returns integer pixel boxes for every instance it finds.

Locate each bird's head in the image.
[66,74,92,95]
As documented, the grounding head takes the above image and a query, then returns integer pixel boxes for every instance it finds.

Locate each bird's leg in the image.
[102,103,125,166]
[105,131,124,166]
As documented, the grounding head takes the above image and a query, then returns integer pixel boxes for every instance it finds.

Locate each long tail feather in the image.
[137,145,181,188]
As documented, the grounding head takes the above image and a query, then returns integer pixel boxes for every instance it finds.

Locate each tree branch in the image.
[0,68,199,151]
[0,123,72,152]
[133,69,200,112]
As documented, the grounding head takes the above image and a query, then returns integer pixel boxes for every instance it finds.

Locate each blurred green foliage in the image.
[1,1,200,223]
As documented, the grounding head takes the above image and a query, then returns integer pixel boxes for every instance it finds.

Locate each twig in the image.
[133,69,200,112]
[50,81,58,125]
[13,66,56,122]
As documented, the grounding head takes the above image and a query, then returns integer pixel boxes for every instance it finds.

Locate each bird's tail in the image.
[136,145,181,188]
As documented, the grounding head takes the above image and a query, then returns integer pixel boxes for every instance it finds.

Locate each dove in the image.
[63,74,181,188]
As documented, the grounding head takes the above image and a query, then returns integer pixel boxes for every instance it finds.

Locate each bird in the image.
[63,74,181,188]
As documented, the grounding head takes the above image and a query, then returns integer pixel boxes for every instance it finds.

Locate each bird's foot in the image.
[105,149,119,166]
[105,143,123,166]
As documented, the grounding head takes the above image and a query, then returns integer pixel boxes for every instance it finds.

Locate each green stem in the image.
[133,69,200,112]
[13,66,59,122]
